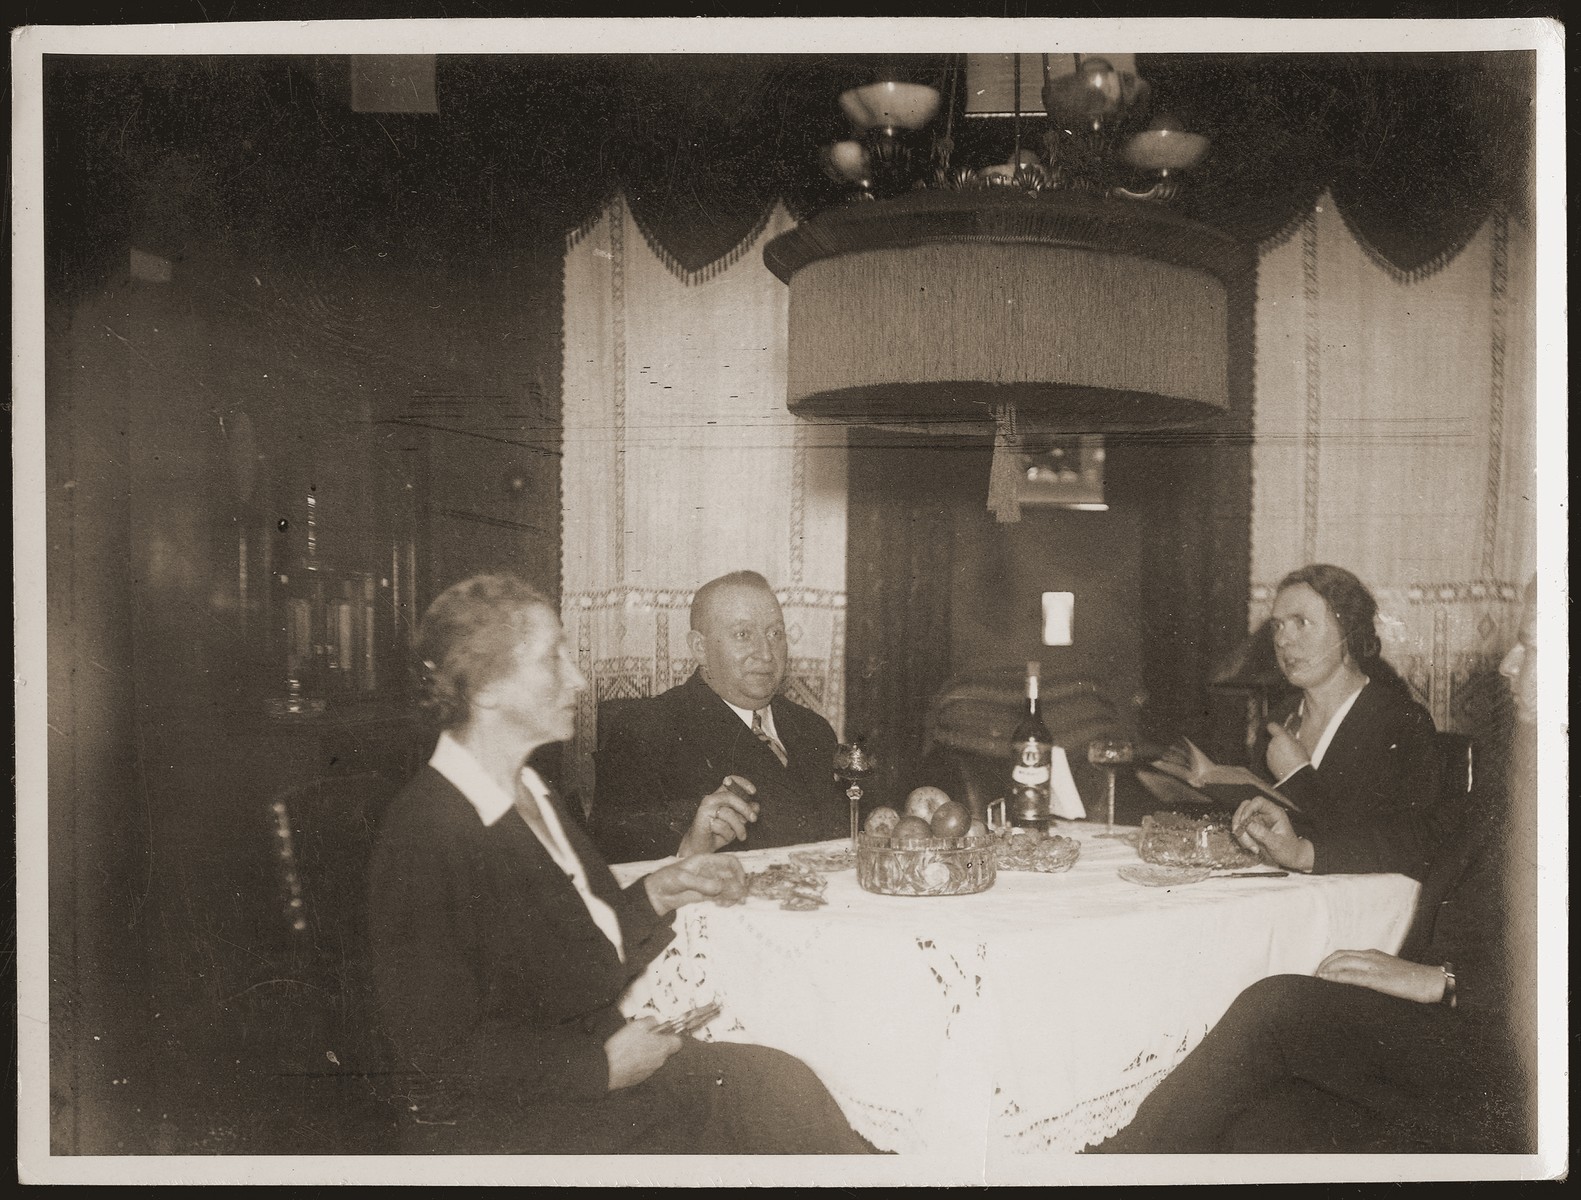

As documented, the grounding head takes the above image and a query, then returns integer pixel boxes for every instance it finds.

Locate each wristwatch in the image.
[1439,962,1458,1008]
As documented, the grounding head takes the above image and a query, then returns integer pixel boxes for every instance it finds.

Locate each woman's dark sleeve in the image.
[614,876,679,977]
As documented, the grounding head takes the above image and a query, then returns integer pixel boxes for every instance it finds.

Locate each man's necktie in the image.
[753,709,789,767]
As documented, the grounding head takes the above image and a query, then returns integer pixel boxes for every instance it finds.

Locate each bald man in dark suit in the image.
[592,571,847,864]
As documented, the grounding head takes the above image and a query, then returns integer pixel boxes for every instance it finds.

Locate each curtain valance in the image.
[52,52,1532,296]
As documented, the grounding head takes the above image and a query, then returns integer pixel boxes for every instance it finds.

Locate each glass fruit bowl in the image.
[855,833,996,897]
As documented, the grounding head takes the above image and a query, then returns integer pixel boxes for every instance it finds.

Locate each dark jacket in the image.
[1400,732,1538,1028]
[1394,778,1537,1148]
[1398,814,1507,1016]
[1276,681,1451,878]
[592,669,846,863]
[366,765,675,1152]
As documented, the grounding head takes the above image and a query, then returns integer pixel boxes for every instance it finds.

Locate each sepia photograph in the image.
[13,13,1568,1187]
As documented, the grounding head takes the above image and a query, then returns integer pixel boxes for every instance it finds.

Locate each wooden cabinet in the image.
[54,243,565,1149]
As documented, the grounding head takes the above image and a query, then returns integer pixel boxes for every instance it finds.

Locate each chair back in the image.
[916,674,1137,823]
[255,770,405,1150]
[1436,731,1476,799]
[585,696,650,825]
[924,675,1126,761]
[596,696,647,754]
[266,771,399,1064]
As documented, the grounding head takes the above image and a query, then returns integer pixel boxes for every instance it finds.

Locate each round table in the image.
[612,822,1420,1156]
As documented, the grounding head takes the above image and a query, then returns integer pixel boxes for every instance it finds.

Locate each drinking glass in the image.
[1087,738,1136,832]
[833,742,877,850]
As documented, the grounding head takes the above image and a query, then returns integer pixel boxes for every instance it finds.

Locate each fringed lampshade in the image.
[764,188,1254,437]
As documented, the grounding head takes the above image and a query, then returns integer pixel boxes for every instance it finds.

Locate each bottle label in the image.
[1012,739,1052,787]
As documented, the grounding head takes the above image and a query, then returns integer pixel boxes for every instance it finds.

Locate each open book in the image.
[1147,738,1300,813]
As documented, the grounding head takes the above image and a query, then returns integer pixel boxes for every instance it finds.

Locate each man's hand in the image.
[604,1016,682,1090]
[643,852,749,916]
[676,776,760,857]
[1316,949,1448,1004]
[1264,720,1311,781]
[1232,796,1315,871]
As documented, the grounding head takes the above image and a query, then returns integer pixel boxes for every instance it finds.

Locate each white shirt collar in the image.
[721,696,779,739]
[429,732,626,962]
[428,730,515,826]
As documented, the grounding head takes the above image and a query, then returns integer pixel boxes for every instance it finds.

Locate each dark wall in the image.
[843,430,958,804]
[46,285,144,1155]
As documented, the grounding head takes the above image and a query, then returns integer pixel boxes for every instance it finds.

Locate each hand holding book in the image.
[1149,738,1301,813]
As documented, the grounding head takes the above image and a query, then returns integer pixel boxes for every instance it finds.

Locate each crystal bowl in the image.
[856,832,996,896]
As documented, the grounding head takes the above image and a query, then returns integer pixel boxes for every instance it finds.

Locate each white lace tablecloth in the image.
[611,824,1420,1157]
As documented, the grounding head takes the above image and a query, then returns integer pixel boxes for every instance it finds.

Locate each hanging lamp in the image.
[776,58,1252,519]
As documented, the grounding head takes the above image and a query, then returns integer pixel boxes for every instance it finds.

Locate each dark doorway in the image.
[845,426,1251,812]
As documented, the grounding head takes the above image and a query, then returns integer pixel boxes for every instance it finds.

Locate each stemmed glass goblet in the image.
[1087,738,1136,833]
[833,742,878,851]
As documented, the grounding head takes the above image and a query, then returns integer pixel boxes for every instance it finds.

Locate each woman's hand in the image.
[1263,720,1311,781]
[1232,796,1315,871]
[1315,949,1448,1005]
[643,852,748,916]
[604,1016,682,1090]
[676,776,760,857]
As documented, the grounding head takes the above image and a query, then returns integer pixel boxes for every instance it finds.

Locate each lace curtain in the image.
[560,187,1537,802]
[560,197,848,807]
[1250,193,1537,740]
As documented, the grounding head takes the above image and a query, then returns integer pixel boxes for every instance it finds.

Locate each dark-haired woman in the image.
[1233,564,1449,878]
[367,574,871,1155]
[1089,579,1540,1154]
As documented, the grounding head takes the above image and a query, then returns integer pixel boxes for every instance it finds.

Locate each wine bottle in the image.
[1009,660,1054,829]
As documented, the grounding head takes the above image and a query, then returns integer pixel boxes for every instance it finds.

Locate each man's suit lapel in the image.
[772,695,827,796]
[682,670,789,782]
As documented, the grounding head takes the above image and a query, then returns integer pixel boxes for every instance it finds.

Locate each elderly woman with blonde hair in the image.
[367,574,872,1155]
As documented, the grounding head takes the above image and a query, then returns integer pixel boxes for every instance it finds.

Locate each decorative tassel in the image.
[987,402,1023,522]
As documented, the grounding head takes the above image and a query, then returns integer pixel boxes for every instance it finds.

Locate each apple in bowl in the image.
[863,806,901,838]
[904,786,953,822]
[929,800,973,840]
[891,815,935,846]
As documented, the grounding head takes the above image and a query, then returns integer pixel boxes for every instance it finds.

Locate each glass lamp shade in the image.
[821,139,872,184]
[1043,56,1150,130]
[1124,128,1210,173]
[839,81,942,131]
